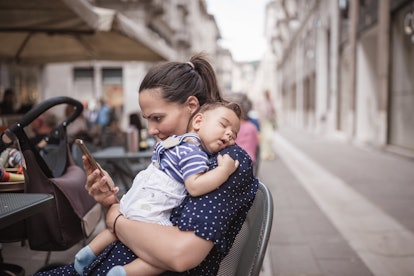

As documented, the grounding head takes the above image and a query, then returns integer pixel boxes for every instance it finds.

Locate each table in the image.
[0,193,54,230]
[93,146,153,160]
[0,193,53,275]
[93,147,152,192]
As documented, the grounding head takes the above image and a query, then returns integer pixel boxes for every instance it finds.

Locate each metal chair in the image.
[218,182,274,276]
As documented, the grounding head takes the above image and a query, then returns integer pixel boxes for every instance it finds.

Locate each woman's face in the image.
[139,88,198,140]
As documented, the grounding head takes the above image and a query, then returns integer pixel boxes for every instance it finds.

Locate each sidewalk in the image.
[259,126,414,276]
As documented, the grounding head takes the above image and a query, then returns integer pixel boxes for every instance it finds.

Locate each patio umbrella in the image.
[0,0,175,65]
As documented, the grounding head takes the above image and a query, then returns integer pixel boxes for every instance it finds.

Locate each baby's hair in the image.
[196,101,241,119]
[187,101,242,130]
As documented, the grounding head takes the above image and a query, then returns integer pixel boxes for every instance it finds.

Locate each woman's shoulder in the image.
[220,144,249,157]
[219,145,254,171]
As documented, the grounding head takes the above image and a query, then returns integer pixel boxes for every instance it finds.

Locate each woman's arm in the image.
[106,206,213,272]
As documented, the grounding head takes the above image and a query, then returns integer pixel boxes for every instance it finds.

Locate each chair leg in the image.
[0,243,3,263]
[44,251,51,266]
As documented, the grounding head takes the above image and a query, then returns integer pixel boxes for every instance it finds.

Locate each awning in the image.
[0,0,175,64]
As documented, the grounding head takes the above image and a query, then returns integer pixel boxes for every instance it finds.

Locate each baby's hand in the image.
[217,154,239,176]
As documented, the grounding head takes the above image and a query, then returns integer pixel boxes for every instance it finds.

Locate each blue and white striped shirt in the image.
[151,134,209,183]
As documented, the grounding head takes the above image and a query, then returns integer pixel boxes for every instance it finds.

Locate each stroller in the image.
[0,97,101,265]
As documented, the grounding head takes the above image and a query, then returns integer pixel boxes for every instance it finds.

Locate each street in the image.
[259,126,414,276]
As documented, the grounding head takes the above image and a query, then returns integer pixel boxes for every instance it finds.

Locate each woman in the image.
[36,54,258,276]
[0,88,17,114]
[228,93,259,167]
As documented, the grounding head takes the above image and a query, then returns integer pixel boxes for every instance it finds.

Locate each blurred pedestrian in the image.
[129,112,143,133]
[96,98,112,129]
[227,93,259,173]
[65,104,89,144]
[247,109,260,132]
[29,111,59,147]
[93,98,119,147]
[259,89,277,160]
[0,88,17,114]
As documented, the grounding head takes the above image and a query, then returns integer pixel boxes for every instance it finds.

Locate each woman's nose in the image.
[147,125,158,136]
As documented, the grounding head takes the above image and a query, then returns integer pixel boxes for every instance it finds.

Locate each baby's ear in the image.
[191,113,203,131]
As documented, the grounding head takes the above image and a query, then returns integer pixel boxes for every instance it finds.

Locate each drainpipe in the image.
[349,0,359,138]
[377,0,390,147]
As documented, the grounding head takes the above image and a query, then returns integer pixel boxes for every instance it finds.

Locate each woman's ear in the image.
[186,96,200,114]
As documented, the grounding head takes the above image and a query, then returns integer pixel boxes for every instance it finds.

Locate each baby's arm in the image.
[185,154,239,197]
[88,228,118,255]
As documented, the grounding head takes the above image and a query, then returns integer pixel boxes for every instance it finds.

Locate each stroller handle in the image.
[9,96,84,133]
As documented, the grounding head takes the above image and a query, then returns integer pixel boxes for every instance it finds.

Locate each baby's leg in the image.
[74,229,117,275]
[107,258,164,276]
[88,228,118,254]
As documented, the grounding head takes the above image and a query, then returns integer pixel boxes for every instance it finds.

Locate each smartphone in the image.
[75,139,113,191]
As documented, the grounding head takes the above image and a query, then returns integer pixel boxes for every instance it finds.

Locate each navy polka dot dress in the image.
[33,145,258,276]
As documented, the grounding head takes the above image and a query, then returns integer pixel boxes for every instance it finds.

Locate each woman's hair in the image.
[139,53,223,106]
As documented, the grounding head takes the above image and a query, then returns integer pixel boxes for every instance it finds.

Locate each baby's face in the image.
[193,107,240,153]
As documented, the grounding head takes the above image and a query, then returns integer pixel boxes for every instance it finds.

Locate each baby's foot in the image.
[74,246,96,275]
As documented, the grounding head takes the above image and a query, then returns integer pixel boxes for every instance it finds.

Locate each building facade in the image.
[264,0,414,157]
[1,0,223,131]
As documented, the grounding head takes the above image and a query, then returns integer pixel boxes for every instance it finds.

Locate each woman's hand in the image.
[83,155,119,207]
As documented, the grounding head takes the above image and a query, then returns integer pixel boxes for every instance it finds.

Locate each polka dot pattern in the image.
[169,145,258,275]
[33,145,258,276]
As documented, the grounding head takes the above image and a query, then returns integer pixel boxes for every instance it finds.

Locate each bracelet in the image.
[113,213,123,236]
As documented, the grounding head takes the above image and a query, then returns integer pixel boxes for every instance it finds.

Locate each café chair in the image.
[218,181,273,276]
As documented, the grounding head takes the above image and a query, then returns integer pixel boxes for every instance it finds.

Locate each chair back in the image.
[218,181,273,276]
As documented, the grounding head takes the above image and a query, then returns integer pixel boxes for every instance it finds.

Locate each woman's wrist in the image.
[113,213,123,235]
[106,204,121,229]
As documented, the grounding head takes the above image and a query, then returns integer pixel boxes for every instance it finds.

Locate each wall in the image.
[355,26,380,145]
[388,1,414,151]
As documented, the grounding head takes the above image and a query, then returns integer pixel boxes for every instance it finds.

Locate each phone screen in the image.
[75,139,113,191]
